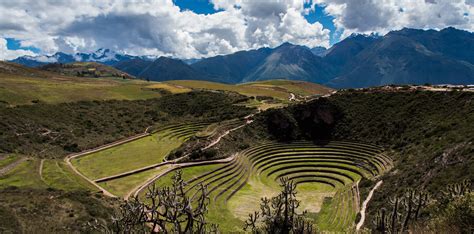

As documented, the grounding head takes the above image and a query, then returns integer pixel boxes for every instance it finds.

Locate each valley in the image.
[1,1,473,232]
[1,61,471,232]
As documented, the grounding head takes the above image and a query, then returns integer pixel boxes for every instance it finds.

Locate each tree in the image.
[244,177,314,234]
[106,170,219,233]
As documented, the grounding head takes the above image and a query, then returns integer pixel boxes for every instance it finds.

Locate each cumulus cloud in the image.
[314,0,473,38]
[0,0,331,59]
[0,0,472,59]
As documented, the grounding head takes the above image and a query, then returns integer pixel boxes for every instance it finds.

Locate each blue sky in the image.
[6,38,41,53]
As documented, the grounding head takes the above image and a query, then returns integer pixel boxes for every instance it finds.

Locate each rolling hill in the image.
[0,62,332,106]
[39,62,135,79]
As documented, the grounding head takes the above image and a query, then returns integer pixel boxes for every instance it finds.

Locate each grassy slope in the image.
[167,79,333,101]
[0,158,46,189]
[43,160,97,191]
[217,89,473,231]
[0,73,168,106]
[0,188,114,233]
[0,154,18,168]
[326,90,474,229]
[1,91,252,158]
[1,64,332,107]
[99,164,174,197]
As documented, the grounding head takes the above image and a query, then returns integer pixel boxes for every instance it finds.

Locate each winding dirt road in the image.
[356,180,383,230]
[64,127,152,197]
[126,154,237,200]
[0,157,28,176]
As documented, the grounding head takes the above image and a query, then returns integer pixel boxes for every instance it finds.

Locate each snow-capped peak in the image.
[9,48,135,67]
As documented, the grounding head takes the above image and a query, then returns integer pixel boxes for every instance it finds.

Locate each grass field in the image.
[70,122,211,197]
[0,157,96,192]
[0,158,46,189]
[167,79,333,101]
[0,75,332,107]
[42,159,96,191]
[145,83,191,93]
[72,132,184,180]
[0,154,18,168]
[1,64,332,107]
[137,141,391,232]
[0,72,174,105]
[99,164,174,197]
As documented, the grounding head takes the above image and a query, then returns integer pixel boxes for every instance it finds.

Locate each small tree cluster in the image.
[244,177,314,234]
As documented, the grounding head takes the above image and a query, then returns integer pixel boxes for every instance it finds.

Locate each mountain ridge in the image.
[8,27,474,88]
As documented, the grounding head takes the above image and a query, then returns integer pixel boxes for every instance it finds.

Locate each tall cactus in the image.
[373,189,431,233]
[442,179,471,200]
[373,208,388,233]
[413,191,429,221]
[372,180,471,233]
[388,196,400,233]
[400,189,414,232]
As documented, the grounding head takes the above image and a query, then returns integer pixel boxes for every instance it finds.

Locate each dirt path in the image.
[63,127,152,197]
[67,131,150,160]
[199,113,256,152]
[126,154,237,200]
[94,161,171,183]
[202,123,249,151]
[289,93,296,101]
[0,157,28,176]
[38,159,45,182]
[356,180,383,230]
[64,155,116,197]
[170,113,256,163]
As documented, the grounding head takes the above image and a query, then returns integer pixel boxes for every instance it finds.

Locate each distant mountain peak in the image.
[348,32,381,40]
[310,46,327,57]
[7,27,473,88]
[10,48,134,67]
[276,42,296,49]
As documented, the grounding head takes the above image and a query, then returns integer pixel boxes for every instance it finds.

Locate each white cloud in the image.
[0,0,331,59]
[0,38,36,60]
[0,0,472,59]
[315,0,473,38]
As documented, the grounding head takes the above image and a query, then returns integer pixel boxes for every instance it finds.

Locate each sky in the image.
[0,0,472,60]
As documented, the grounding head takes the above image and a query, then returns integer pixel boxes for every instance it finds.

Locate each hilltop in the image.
[39,62,134,79]
[0,62,332,106]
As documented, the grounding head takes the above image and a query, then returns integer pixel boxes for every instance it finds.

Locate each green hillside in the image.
[0,62,332,107]
[210,88,473,232]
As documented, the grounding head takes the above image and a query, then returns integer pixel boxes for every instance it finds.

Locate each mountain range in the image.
[9,27,474,88]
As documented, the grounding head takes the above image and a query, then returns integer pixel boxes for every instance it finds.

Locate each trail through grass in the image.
[42,160,96,191]
[0,158,46,189]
